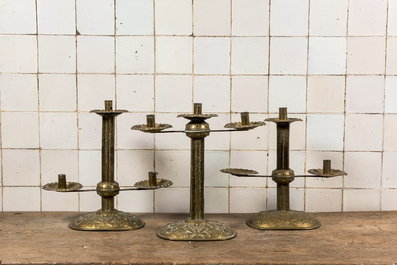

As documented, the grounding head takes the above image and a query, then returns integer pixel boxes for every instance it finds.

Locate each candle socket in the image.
[194,103,202,115]
[279,107,287,120]
[149,172,157,186]
[323,160,332,175]
[58,174,67,189]
[146,115,155,128]
[241,112,250,126]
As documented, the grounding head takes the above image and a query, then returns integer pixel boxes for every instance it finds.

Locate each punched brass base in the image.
[69,210,145,231]
[157,219,237,241]
[247,210,321,230]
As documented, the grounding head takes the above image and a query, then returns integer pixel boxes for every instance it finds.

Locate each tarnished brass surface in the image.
[308,168,347,177]
[134,179,173,189]
[177,113,218,121]
[220,168,259,176]
[247,210,321,230]
[69,210,144,231]
[157,219,236,241]
[131,123,172,133]
[43,182,83,192]
[224,121,266,131]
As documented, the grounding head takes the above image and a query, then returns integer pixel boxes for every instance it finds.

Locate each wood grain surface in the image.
[0,211,396,264]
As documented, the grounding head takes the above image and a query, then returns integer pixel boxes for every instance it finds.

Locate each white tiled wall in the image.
[0,0,396,213]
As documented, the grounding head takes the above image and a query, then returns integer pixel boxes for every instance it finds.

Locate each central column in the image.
[190,137,205,220]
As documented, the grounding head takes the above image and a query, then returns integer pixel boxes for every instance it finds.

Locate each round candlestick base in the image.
[247,210,321,230]
[157,219,237,241]
[69,210,145,231]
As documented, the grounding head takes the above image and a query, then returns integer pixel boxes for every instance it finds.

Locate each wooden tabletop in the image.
[0,211,396,264]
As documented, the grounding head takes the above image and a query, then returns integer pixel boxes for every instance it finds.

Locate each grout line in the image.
[266,0,272,211]
[228,0,232,214]
[342,0,350,213]
[114,0,118,210]
[75,0,81,212]
[153,0,157,213]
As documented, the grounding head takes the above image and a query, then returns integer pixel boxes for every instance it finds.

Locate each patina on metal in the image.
[132,103,265,240]
[221,107,347,230]
[43,100,173,231]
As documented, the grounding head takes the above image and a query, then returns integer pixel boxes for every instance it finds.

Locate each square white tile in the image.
[116,75,154,111]
[156,36,192,74]
[343,189,380,211]
[2,149,40,186]
[116,113,154,150]
[41,150,79,185]
[40,113,78,149]
[193,0,230,36]
[231,76,268,113]
[116,0,153,35]
[39,74,76,112]
[116,36,154,74]
[79,150,101,186]
[204,151,229,187]
[269,76,306,113]
[232,0,269,36]
[194,37,230,74]
[268,114,306,151]
[77,36,115,74]
[3,187,40,211]
[80,191,100,211]
[388,0,397,36]
[384,115,397,151]
[42,192,79,211]
[193,76,230,113]
[309,0,348,36]
[386,37,397,74]
[382,190,397,210]
[307,76,345,113]
[348,0,387,36]
[78,112,102,150]
[205,188,228,213]
[154,113,190,150]
[0,74,38,111]
[230,188,266,213]
[344,114,383,151]
[155,0,192,36]
[305,151,344,188]
[77,74,115,111]
[344,152,382,188]
[270,37,307,75]
[230,113,268,151]
[2,112,39,148]
[118,190,154,212]
[39,35,76,73]
[0,35,37,73]
[155,188,189,213]
[270,0,309,36]
[117,150,154,186]
[346,76,384,113]
[229,151,267,187]
[385,76,397,113]
[382,152,397,188]
[77,0,114,35]
[155,75,192,113]
[307,115,344,151]
[308,37,346,74]
[0,0,36,34]
[37,0,75,34]
[306,189,342,212]
[155,150,190,187]
[232,37,268,74]
[347,37,385,75]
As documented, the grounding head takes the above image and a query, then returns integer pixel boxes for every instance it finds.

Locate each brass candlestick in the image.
[43,100,172,231]
[132,103,265,240]
[221,107,347,230]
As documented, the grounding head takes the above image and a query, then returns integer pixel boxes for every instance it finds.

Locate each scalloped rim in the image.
[131,123,173,132]
[220,168,259,176]
[224,121,266,130]
[134,179,173,189]
[307,168,347,177]
[43,182,83,192]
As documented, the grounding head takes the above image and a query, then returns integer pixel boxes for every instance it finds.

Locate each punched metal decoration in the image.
[132,103,265,241]
[43,100,172,231]
[221,107,347,230]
